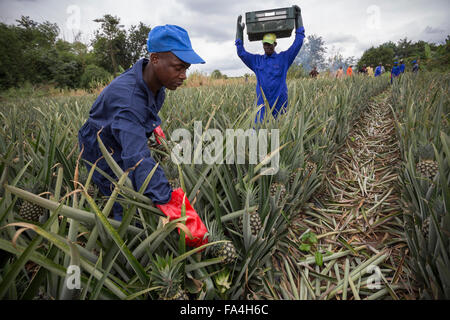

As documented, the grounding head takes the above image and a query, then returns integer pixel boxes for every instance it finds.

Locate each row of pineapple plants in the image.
[0,75,388,299]
[390,72,450,299]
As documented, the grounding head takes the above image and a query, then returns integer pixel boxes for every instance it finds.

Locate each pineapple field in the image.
[0,72,448,300]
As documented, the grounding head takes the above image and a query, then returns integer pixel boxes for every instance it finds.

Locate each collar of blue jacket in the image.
[263,52,278,59]
[134,58,165,111]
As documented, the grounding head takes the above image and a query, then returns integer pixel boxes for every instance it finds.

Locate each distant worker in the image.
[336,66,344,79]
[359,64,367,75]
[367,65,374,77]
[309,66,319,78]
[399,59,406,74]
[346,65,353,77]
[235,5,305,122]
[412,60,419,73]
[374,62,383,77]
[391,61,401,84]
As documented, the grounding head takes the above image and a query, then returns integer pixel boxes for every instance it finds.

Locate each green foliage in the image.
[295,34,327,71]
[392,73,450,299]
[210,69,223,79]
[358,36,450,71]
[0,14,150,91]
[0,75,390,300]
[0,17,61,89]
[91,15,151,75]
[358,46,395,69]
[80,64,112,89]
[287,63,307,79]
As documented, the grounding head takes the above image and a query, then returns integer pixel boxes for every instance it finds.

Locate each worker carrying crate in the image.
[235,5,305,122]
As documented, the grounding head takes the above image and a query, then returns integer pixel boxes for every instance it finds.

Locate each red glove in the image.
[156,188,208,248]
[153,125,166,145]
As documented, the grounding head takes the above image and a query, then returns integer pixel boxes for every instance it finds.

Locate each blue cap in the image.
[147,24,205,64]
[412,60,417,64]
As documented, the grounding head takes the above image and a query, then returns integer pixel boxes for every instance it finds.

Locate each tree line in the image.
[357,37,450,71]
[0,14,448,90]
[0,15,150,90]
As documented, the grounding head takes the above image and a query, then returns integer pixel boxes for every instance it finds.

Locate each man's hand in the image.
[293,5,303,29]
[236,15,245,41]
[153,125,166,145]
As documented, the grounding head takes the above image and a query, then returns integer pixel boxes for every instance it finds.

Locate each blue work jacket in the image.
[375,66,382,77]
[78,58,172,216]
[391,66,401,77]
[235,27,305,122]
[399,64,405,73]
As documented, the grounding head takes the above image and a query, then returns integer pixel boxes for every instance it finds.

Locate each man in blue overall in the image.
[399,59,406,74]
[78,25,208,247]
[412,60,419,73]
[235,5,305,123]
[391,61,401,84]
[375,62,383,77]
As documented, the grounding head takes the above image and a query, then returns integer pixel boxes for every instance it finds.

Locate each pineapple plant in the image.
[421,217,430,239]
[150,253,189,300]
[289,168,301,185]
[79,170,96,198]
[270,166,288,205]
[164,164,181,190]
[289,160,317,186]
[148,136,170,162]
[214,269,232,298]
[237,186,261,236]
[305,161,318,175]
[206,220,238,265]
[168,178,180,190]
[415,144,439,179]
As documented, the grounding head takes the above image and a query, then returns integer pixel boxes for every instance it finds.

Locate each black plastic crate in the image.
[245,7,297,42]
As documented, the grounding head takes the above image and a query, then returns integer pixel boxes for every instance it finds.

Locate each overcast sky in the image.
[1,0,449,76]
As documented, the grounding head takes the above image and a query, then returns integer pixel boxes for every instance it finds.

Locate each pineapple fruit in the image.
[18,181,46,222]
[270,165,288,204]
[168,178,180,190]
[289,161,317,185]
[422,217,430,239]
[305,161,318,175]
[238,208,262,236]
[270,182,287,204]
[416,160,439,179]
[216,241,238,265]
[415,144,439,179]
[206,220,238,265]
[150,253,188,300]
[19,200,45,222]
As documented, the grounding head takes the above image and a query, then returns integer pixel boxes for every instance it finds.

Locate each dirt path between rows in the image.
[274,88,418,300]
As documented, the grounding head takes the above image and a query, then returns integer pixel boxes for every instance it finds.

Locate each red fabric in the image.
[153,125,166,145]
[156,188,208,247]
